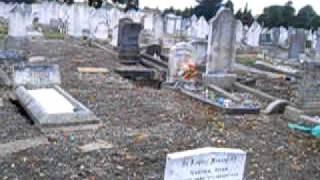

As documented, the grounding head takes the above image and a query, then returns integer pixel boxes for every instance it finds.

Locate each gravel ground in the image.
[0,39,319,180]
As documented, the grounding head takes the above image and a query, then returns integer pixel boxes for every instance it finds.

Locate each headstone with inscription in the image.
[164,147,246,180]
[13,65,61,88]
[118,18,142,60]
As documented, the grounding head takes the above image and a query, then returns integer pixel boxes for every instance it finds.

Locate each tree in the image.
[236,4,254,26]
[257,1,296,28]
[295,5,318,29]
[111,0,139,11]
[193,0,223,20]
[89,0,103,8]
[225,0,234,13]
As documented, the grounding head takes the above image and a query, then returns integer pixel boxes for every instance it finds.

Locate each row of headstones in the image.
[0,1,212,42]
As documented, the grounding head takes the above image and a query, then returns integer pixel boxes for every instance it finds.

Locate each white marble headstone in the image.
[164,147,246,180]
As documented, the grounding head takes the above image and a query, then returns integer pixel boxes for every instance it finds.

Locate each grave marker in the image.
[118,18,142,60]
[288,28,305,59]
[164,147,246,180]
[13,65,61,87]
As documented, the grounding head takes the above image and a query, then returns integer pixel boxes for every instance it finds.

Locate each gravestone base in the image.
[16,86,99,127]
[202,73,237,89]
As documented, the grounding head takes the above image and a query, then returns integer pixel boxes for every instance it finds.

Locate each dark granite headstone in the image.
[13,64,61,87]
[118,18,142,60]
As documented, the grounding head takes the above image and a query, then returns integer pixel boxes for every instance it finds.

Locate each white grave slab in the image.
[164,147,246,180]
[28,88,74,114]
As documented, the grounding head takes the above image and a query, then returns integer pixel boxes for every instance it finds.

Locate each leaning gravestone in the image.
[14,65,99,126]
[118,18,142,61]
[164,147,246,180]
[288,28,306,59]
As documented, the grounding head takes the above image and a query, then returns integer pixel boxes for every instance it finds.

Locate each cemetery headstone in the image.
[118,18,142,60]
[13,65,61,88]
[272,27,280,46]
[296,61,320,115]
[206,8,237,73]
[245,21,262,47]
[164,147,246,180]
[288,28,306,59]
[168,42,196,83]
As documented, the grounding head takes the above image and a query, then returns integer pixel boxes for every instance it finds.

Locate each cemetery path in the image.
[0,39,319,179]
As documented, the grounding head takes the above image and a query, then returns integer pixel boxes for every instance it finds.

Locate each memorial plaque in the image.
[13,64,61,87]
[164,147,246,180]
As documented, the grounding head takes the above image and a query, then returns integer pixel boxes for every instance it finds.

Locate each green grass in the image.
[43,31,64,40]
[237,57,257,66]
[0,24,8,39]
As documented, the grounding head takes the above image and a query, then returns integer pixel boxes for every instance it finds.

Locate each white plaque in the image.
[164,147,246,180]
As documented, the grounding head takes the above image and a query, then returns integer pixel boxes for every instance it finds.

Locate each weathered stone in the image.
[207,8,237,73]
[288,28,305,59]
[15,86,99,126]
[13,64,61,88]
[296,61,320,115]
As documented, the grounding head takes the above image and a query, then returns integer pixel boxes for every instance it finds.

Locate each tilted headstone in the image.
[164,147,246,180]
[206,8,237,73]
[13,65,61,88]
[167,42,196,83]
[118,18,142,59]
[288,28,305,59]
[296,61,320,115]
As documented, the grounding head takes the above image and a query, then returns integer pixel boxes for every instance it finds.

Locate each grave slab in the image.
[16,86,99,126]
[164,147,246,180]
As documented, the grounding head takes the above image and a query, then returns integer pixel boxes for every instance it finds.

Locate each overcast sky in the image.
[140,0,320,15]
